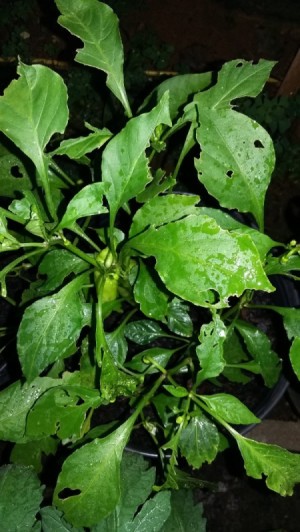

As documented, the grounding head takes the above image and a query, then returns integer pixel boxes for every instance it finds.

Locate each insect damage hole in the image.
[10,165,23,178]
[254,139,264,149]
[226,170,234,178]
[58,488,82,499]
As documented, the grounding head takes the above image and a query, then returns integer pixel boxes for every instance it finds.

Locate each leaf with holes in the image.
[179,414,220,468]
[194,60,276,229]
[53,417,135,527]
[128,214,274,307]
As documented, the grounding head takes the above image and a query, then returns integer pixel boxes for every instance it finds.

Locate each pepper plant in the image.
[1,0,300,528]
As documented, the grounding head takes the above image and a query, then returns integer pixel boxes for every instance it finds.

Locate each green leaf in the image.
[163,385,188,398]
[134,261,169,321]
[0,211,20,251]
[17,275,88,381]
[197,59,275,109]
[91,452,156,531]
[235,320,281,387]
[25,385,101,441]
[139,72,212,119]
[0,62,68,177]
[100,349,138,402]
[128,491,171,532]
[265,255,300,276]
[194,60,276,229]
[161,489,206,532]
[58,183,109,229]
[167,298,193,337]
[10,437,58,473]
[235,432,300,495]
[56,0,130,115]
[200,393,260,425]
[54,417,135,527]
[0,465,43,531]
[129,193,200,238]
[40,506,84,532]
[22,249,89,301]
[105,326,128,365]
[8,190,46,238]
[196,314,227,383]
[199,206,278,260]
[126,347,176,374]
[0,376,61,442]
[0,144,32,197]
[289,337,300,380]
[270,306,300,340]
[125,320,167,345]
[53,128,112,159]
[129,214,273,307]
[179,413,220,468]
[102,92,171,223]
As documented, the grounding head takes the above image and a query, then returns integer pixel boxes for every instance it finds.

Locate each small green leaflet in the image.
[139,71,212,119]
[160,489,206,532]
[235,320,281,387]
[25,385,101,441]
[129,214,274,307]
[179,413,220,469]
[234,432,300,496]
[0,377,61,443]
[0,144,32,197]
[10,437,58,474]
[163,385,188,398]
[126,347,177,374]
[129,193,200,238]
[102,92,171,224]
[134,261,169,321]
[0,465,43,531]
[17,274,88,381]
[268,306,300,380]
[55,0,131,116]
[0,62,68,178]
[9,190,46,238]
[196,314,227,384]
[40,506,84,532]
[52,127,112,159]
[57,182,109,229]
[54,417,135,527]
[167,297,193,337]
[199,393,260,425]
[125,320,167,345]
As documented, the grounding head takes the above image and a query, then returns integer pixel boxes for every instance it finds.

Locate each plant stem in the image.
[0,249,45,298]
[60,235,98,267]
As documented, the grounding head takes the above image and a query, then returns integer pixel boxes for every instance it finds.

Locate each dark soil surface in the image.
[1,1,300,530]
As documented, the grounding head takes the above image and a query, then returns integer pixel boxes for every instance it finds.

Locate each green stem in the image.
[70,225,101,252]
[0,207,25,225]
[0,249,45,298]
[49,160,75,187]
[130,373,166,424]
[95,274,110,367]
[60,235,98,267]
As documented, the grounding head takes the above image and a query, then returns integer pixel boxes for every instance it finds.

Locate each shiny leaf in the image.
[196,314,227,383]
[179,414,220,468]
[200,393,260,425]
[17,275,88,381]
[129,214,273,307]
[53,128,112,159]
[56,0,130,115]
[54,417,135,527]
[58,183,109,229]
[235,320,281,387]
[102,93,171,223]
[125,320,167,345]
[0,465,43,531]
[134,261,169,321]
[235,433,300,495]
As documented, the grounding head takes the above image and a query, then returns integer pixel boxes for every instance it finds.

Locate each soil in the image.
[1,1,300,530]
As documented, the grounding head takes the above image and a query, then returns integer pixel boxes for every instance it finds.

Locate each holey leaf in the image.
[0,62,68,175]
[54,417,134,527]
[102,92,171,224]
[128,214,273,307]
[194,59,276,229]
[234,432,300,496]
[55,0,130,115]
[17,275,88,381]
[57,182,110,229]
